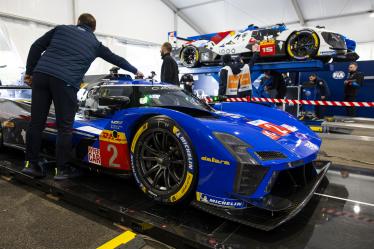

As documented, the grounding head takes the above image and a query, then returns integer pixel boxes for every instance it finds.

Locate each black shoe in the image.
[54,165,81,181]
[21,161,46,178]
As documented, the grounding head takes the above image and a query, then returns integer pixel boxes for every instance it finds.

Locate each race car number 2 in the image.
[99,130,131,170]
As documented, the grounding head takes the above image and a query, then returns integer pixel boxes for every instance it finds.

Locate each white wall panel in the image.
[176,16,198,38]
[0,0,73,24]
[356,42,374,61]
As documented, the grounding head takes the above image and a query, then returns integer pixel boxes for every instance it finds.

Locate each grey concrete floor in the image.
[319,137,374,170]
[0,178,121,249]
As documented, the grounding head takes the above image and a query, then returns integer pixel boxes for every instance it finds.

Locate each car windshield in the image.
[96,85,212,112]
[137,86,212,112]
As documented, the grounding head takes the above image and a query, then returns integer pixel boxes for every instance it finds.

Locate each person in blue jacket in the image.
[22,13,143,180]
[307,73,330,119]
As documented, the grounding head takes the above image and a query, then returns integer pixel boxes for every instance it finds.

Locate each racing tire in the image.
[286,30,319,60]
[131,116,197,204]
[180,45,200,68]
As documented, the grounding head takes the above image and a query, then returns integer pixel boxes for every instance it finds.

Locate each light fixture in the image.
[369,11,374,18]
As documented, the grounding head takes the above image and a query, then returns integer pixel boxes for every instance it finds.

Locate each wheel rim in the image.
[182,47,197,66]
[138,129,187,192]
[290,33,317,58]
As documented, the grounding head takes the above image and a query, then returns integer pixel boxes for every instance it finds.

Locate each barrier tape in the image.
[203,97,374,107]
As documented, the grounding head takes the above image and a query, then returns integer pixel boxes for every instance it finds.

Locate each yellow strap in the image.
[97,231,137,249]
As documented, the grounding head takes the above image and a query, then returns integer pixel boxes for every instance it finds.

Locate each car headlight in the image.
[214,132,257,164]
[200,52,212,62]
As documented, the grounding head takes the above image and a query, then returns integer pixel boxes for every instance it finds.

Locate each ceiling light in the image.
[369,11,374,18]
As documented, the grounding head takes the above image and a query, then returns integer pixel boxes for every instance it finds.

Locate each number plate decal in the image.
[99,130,130,170]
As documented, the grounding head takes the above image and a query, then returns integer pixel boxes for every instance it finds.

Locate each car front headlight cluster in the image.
[214,132,257,165]
[200,52,212,62]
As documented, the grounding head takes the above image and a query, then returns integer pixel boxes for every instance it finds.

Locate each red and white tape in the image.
[203,97,374,107]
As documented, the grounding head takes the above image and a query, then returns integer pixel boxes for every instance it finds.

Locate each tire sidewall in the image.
[130,116,197,204]
[180,46,199,68]
[287,30,320,60]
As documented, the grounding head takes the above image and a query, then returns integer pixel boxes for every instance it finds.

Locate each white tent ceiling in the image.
[169,0,374,43]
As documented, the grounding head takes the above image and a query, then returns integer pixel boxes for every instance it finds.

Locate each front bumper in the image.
[333,50,360,62]
[191,160,330,231]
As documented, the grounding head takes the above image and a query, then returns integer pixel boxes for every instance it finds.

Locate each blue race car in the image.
[0,74,330,230]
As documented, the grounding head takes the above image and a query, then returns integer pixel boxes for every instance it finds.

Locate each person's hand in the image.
[135,71,144,78]
[24,74,32,86]
[321,96,325,100]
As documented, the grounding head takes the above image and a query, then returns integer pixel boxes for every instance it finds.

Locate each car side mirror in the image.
[98,96,130,108]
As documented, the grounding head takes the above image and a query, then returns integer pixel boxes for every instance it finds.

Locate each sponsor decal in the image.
[304,141,318,151]
[260,39,276,56]
[332,71,345,80]
[110,120,124,130]
[248,119,292,136]
[201,156,230,166]
[100,130,127,144]
[261,130,280,140]
[173,126,194,171]
[196,192,246,209]
[281,124,298,132]
[295,132,308,141]
[88,146,101,165]
[170,172,193,202]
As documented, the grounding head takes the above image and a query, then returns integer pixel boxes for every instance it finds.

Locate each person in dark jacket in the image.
[180,74,194,93]
[344,62,364,117]
[308,73,330,119]
[160,42,179,85]
[22,13,143,180]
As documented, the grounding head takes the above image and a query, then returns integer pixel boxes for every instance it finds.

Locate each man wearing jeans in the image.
[22,13,143,180]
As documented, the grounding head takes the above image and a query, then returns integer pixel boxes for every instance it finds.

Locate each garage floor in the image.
[0,179,123,249]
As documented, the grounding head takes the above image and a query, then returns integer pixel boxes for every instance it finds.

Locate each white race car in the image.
[169,24,359,68]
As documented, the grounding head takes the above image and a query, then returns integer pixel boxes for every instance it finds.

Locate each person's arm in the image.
[249,52,259,68]
[25,27,56,75]
[97,43,138,74]
[219,69,228,96]
[318,80,329,99]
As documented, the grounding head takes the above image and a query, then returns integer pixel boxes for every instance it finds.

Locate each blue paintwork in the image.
[65,79,322,209]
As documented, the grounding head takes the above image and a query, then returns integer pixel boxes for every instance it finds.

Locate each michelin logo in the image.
[198,193,246,209]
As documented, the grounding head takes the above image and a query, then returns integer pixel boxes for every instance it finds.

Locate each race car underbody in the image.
[0,77,330,230]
